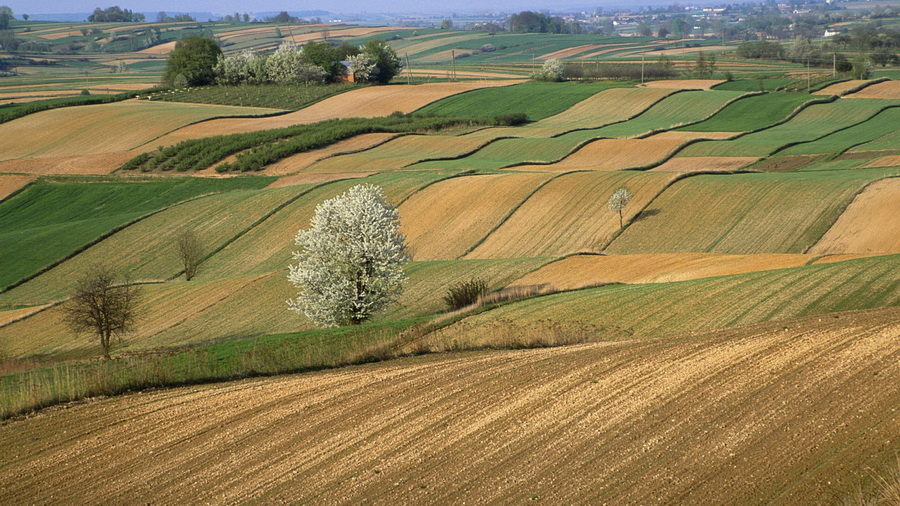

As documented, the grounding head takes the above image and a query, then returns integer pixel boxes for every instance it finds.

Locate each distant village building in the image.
[823,29,840,37]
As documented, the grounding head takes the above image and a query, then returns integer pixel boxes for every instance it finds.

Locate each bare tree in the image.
[607,188,634,230]
[176,230,204,281]
[64,266,140,360]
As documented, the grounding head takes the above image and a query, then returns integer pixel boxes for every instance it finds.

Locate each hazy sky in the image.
[2,0,576,15]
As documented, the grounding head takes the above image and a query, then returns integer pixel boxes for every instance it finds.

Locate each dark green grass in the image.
[781,106,900,155]
[0,177,274,290]
[712,78,794,91]
[679,92,815,132]
[145,83,360,110]
[414,81,631,121]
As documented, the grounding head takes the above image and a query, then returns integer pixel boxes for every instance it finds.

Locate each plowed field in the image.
[304,134,489,172]
[466,171,676,259]
[398,173,553,260]
[0,152,137,175]
[651,156,758,172]
[845,79,900,99]
[530,138,685,171]
[812,79,871,95]
[864,154,900,168]
[2,308,898,504]
[152,82,517,147]
[509,252,812,289]
[0,175,34,200]
[0,101,272,160]
[808,177,900,255]
[640,79,724,90]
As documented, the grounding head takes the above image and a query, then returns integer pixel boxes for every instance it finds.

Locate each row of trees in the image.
[88,6,145,22]
[737,36,896,71]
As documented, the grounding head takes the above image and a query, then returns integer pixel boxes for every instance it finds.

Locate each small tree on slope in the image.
[608,188,634,230]
[64,266,140,360]
[287,184,408,327]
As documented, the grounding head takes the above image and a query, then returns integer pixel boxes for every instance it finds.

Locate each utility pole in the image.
[833,52,836,77]
[807,57,810,93]
[641,51,645,84]
[451,50,456,81]
[405,52,412,84]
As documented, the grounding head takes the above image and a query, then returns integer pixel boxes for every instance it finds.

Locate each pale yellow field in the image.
[845,80,900,99]
[524,138,685,171]
[137,41,176,55]
[152,81,520,147]
[398,173,554,260]
[651,156,759,172]
[0,152,137,175]
[466,171,677,259]
[863,154,900,168]
[266,172,374,188]
[304,134,489,172]
[0,101,273,161]
[540,44,608,59]
[808,178,900,255]
[509,252,813,290]
[812,253,879,264]
[0,175,35,200]
[640,79,725,90]
[0,305,50,328]
[637,46,732,57]
[260,133,398,175]
[812,80,872,95]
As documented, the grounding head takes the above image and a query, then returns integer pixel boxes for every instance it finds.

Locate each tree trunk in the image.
[618,209,624,230]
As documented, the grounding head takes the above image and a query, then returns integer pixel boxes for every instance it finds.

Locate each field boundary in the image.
[401,136,517,167]
[840,77,890,97]
[0,178,38,206]
[632,91,762,139]
[0,192,222,294]
[802,175,900,255]
[547,88,687,139]
[769,103,900,158]
[457,171,576,258]
[395,170,478,206]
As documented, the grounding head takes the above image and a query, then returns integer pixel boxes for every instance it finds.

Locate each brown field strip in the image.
[284,27,403,44]
[640,79,724,90]
[540,44,607,59]
[217,24,323,40]
[651,156,759,172]
[304,134,489,172]
[1,308,899,503]
[466,171,677,259]
[807,178,900,255]
[137,41,176,55]
[401,34,482,58]
[863,154,900,168]
[521,138,684,172]
[262,133,398,175]
[398,173,554,260]
[152,81,519,147]
[0,101,273,161]
[509,253,813,289]
[0,175,35,200]
[812,79,872,95]
[636,45,733,57]
[0,152,138,175]
[0,305,49,327]
[266,172,374,188]
[845,80,900,99]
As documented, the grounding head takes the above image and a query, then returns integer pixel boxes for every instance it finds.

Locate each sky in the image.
[1,0,589,16]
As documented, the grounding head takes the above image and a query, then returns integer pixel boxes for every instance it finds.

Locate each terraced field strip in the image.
[848,127,900,153]
[0,305,50,327]
[588,90,745,138]
[152,81,518,147]
[812,79,872,95]
[198,172,450,279]
[452,254,900,337]
[0,175,34,201]
[0,151,138,176]
[679,92,817,133]
[526,137,686,171]
[0,177,273,291]
[780,106,900,155]
[864,154,900,168]
[398,173,554,260]
[259,133,399,175]
[509,252,813,289]
[397,33,484,59]
[540,43,609,59]
[0,186,302,306]
[650,156,759,172]
[303,134,490,172]
[808,178,900,255]
[679,98,895,157]
[415,81,628,122]
[845,79,900,99]
[607,170,900,255]
[410,137,583,171]
[466,171,677,259]
[0,101,275,160]
[285,26,406,44]
[640,79,724,90]
[522,87,675,138]
[629,45,733,57]
[3,307,898,503]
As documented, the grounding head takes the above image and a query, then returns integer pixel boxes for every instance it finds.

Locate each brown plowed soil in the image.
[152,81,519,147]
[845,80,900,99]
[0,175,35,200]
[2,308,898,504]
[651,156,758,172]
[0,152,138,175]
[509,252,813,289]
[863,154,900,168]
[808,178,900,255]
[521,138,684,171]
[812,80,871,95]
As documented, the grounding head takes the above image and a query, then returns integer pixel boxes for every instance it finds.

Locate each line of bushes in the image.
[121,114,507,173]
[0,87,168,124]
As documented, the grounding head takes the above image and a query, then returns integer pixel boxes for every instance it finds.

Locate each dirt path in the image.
[2,308,898,504]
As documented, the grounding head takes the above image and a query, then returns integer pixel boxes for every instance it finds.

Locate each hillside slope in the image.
[1,308,897,504]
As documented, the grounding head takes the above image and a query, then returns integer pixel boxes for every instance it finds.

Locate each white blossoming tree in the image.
[607,188,634,230]
[533,58,564,82]
[287,184,409,327]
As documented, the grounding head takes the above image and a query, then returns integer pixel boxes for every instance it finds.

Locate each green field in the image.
[712,78,795,91]
[0,177,273,290]
[679,92,817,133]
[606,169,900,255]
[780,106,900,155]
[448,254,900,338]
[410,137,581,170]
[415,81,629,121]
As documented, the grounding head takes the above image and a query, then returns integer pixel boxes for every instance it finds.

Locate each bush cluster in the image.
[443,279,488,310]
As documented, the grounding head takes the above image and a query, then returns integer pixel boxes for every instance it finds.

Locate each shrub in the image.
[443,278,488,310]
[494,113,528,126]
[80,89,90,96]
